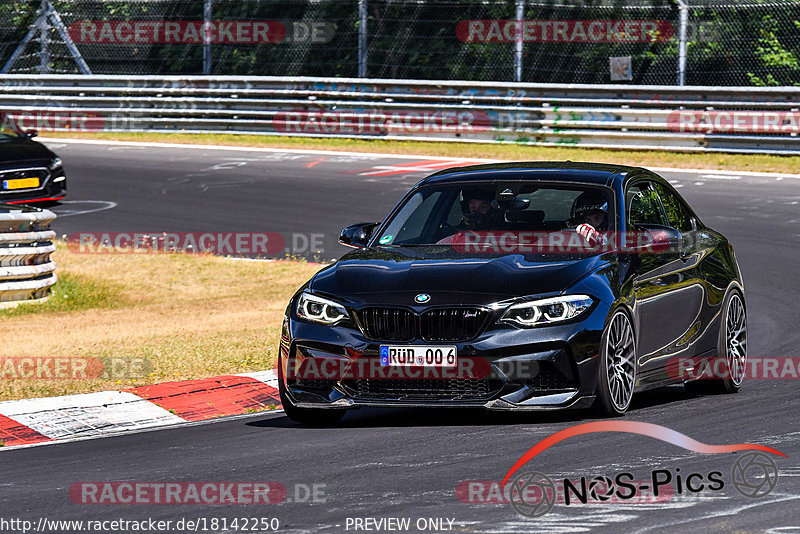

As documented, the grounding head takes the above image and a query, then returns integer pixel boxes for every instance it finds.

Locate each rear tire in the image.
[593,309,637,417]
[685,289,746,395]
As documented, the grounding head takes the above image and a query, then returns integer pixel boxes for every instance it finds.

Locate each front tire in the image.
[594,309,637,417]
[277,364,346,425]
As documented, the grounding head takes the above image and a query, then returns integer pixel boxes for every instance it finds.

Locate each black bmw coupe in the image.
[278,162,746,424]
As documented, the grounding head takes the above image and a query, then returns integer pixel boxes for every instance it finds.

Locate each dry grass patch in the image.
[0,245,322,400]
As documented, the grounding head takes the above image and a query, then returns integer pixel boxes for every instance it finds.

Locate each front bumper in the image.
[279,302,608,411]
[1,168,66,204]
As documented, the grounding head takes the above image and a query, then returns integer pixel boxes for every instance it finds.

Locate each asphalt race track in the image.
[2,139,799,533]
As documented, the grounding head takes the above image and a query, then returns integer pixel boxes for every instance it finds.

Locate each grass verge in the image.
[0,245,321,401]
[41,131,800,174]
[1,272,120,316]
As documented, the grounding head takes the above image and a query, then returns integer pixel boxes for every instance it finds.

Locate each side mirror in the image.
[628,224,682,254]
[23,129,38,138]
[339,222,379,248]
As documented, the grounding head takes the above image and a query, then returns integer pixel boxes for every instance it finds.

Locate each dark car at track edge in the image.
[0,131,66,205]
[278,162,746,424]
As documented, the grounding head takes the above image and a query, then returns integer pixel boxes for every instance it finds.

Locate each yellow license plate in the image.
[3,178,39,190]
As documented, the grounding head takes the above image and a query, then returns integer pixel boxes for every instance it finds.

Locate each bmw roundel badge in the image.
[415,293,431,303]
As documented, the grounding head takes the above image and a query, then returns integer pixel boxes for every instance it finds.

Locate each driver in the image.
[458,189,496,231]
[570,191,609,246]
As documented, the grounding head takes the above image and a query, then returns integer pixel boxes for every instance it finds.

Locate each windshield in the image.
[373,182,614,250]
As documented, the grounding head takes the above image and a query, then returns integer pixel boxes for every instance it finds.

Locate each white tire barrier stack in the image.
[0,203,57,308]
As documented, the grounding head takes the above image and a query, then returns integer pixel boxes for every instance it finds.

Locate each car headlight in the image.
[296,292,349,325]
[48,157,63,171]
[499,295,593,327]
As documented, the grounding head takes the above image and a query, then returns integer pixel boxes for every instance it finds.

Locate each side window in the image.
[654,183,694,232]
[627,182,667,228]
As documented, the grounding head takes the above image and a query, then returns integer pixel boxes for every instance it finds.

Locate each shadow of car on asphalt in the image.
[246,385,695,429]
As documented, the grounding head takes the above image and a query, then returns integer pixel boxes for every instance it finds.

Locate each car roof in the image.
[418,161,654,188]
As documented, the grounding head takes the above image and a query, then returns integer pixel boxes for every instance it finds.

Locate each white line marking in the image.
[39,137,800,180]
[51,200,117,218]
[39,138,460,162]
[699,174,741,180]
[106,145,147,151]
[226,257,277,263]
[207,161,248,171]
[652,166,800,179]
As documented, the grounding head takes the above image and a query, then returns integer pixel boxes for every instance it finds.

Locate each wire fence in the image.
[0,0,799,85]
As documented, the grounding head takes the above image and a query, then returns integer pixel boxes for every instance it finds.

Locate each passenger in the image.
[570,191,609,246]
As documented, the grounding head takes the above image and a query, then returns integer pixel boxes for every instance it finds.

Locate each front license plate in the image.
[380,345,457,367]
[3,178,39,190]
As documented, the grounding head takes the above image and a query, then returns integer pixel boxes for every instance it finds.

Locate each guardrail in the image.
[0,203,57,308]
[1,75,800,153]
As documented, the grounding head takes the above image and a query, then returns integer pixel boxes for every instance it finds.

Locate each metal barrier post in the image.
[514,0,524,82]
[203,0,212,75]
[358,0,368,77]
[677,0,688,86]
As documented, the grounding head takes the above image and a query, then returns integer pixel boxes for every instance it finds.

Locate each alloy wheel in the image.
[726,294,747,387]
[605,311,636,412]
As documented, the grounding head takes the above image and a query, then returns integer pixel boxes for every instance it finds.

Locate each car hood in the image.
[0,137,54,165]
[310,246,611,306]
